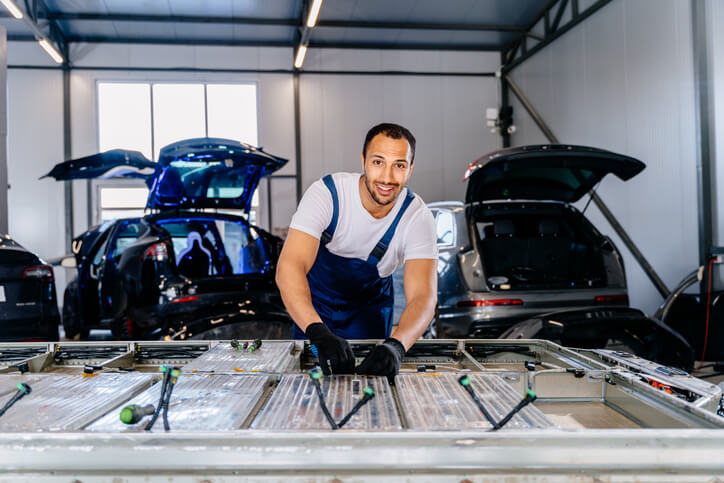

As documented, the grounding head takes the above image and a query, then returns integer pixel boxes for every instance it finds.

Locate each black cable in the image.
[457,375,497,426]
[491,390,537,431]
[457,375,538,431]
[308,368,376,430]
[0,383,32,418]
[309,368,338,429]
[145,367,171,431]
[161,368,181,431]
[336,387,375,429]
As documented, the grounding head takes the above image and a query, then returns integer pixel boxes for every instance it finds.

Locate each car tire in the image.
[62,286,89,340]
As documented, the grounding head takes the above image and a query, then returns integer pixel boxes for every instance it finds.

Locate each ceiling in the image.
[0,0,549,52]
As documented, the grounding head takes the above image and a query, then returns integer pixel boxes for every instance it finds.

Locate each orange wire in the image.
[702,257,715,360]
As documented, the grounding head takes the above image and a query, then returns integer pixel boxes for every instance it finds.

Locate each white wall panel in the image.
[6,69,65,294]
[510,0,697,314]
[299,50,500,206]
[709,0,724,261]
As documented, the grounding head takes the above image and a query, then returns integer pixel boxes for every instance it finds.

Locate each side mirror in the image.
[60,256,77,269]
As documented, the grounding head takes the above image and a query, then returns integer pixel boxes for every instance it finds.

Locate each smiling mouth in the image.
[375,184,396,196]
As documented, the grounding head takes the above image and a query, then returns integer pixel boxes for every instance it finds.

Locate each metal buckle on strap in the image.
[321,231,332,244]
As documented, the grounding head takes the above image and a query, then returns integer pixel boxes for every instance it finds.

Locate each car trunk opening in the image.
[470,203,608,291]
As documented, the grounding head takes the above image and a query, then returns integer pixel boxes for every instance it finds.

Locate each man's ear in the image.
[360,152,365,171]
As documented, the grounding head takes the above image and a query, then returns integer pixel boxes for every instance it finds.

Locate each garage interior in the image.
[0,0,723,480]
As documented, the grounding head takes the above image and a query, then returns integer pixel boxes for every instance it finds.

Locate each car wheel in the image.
[62,287,89,340]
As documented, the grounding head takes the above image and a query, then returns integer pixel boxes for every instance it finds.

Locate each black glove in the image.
[355,338,406,378]
[306,322,355,375]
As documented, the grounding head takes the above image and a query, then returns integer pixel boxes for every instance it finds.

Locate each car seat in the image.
[480,219,527,279]
[177,232,211,278]
[528,218,573,283]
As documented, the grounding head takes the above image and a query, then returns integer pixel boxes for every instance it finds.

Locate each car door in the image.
[98,220,143,317]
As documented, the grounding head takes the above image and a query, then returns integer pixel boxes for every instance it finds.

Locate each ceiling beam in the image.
[1,11,539,35]
[44,12,300,27]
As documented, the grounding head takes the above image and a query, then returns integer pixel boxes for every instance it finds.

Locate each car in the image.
[44,138,293,340]
[0,234,60,341]
[430,144,646,339]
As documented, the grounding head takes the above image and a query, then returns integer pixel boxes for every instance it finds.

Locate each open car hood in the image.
[42,138,287,212]
[464,145,645,204]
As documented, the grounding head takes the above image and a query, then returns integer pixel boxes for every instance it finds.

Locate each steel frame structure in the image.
[2,0,714,302]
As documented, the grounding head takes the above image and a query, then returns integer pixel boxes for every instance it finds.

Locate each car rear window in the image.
[0,249,37,265]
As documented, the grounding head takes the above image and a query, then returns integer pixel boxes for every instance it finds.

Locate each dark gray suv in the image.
[430,144,645,339]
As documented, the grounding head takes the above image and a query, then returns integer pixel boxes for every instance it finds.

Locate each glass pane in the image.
[157,219,270,276]
[101,209,146,221]
[206,84,258,145]
[100,187,149,209]
[97,83,152,159]
[435,210,455,247]
[152,84,206,160]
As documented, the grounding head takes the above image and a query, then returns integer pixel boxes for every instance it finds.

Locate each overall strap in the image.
[366,189,416,265]
[320,174,339,245]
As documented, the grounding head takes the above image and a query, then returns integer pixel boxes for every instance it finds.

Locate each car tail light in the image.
[22,265,54,282]
[171,296,199,304]
[457,299,523,308]
[143,242,168,262]
[594,294,629,304]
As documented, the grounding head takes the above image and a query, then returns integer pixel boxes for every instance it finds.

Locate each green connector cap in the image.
[310,368,322,380]
[363,386,374,397]
[16,382,27,392]
[526,389,537,400]
[458,375,471,386]
[159,365,169,373]
[171,369,181,378]
[120,406,134,424]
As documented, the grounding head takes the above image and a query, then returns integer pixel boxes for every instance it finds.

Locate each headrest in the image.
[538,218,560,236]
[493,219,515,237]
[186,231,202,245]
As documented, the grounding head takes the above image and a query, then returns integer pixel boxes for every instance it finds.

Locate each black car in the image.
[44,138,293,340]
[0,234,60,341]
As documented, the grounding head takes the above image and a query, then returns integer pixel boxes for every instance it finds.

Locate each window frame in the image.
[92,79,261,226]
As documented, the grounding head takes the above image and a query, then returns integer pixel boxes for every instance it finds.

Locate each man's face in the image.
[361,134,414,207]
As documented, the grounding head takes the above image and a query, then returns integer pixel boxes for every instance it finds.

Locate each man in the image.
[276,123,438,378]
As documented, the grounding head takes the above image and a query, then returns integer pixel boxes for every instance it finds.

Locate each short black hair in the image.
[362,123,416,163]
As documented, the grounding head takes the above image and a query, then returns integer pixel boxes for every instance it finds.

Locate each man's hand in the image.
[306,323,355,374]
[355,338,406,378]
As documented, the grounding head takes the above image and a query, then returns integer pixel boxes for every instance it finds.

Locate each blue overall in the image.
[293,174,416,340]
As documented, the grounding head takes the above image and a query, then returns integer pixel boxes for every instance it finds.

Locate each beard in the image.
[363,173,402,206]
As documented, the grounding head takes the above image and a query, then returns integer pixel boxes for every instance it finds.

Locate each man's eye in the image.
[373,160,382,165]
[395,163,406,169]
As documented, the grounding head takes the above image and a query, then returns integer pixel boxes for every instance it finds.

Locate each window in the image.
[96,82,259,222]
[433,209,455,247]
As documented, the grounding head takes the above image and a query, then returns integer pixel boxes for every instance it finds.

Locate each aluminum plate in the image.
[87,374,270,432]
[396,372,555,430]
[252,375,401,430]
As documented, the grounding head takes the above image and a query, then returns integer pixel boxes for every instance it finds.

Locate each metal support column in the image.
[0,27,8,235]
[62,64,73,250]
[498,54,511,149]
[293,72,303,202]
[692,0,715,295]
[505,74,670,299]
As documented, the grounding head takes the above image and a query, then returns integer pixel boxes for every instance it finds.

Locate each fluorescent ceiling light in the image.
[0,0,23,19]
[306,0,323,27]
[294,44,308,69]
[38,38,64,64]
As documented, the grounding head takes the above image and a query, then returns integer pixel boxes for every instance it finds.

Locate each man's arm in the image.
[276,228,356,374]
[391,258,438,350]
[275,228,323,333]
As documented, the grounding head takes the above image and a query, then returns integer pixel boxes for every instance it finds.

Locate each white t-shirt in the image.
[289,172,438,278]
